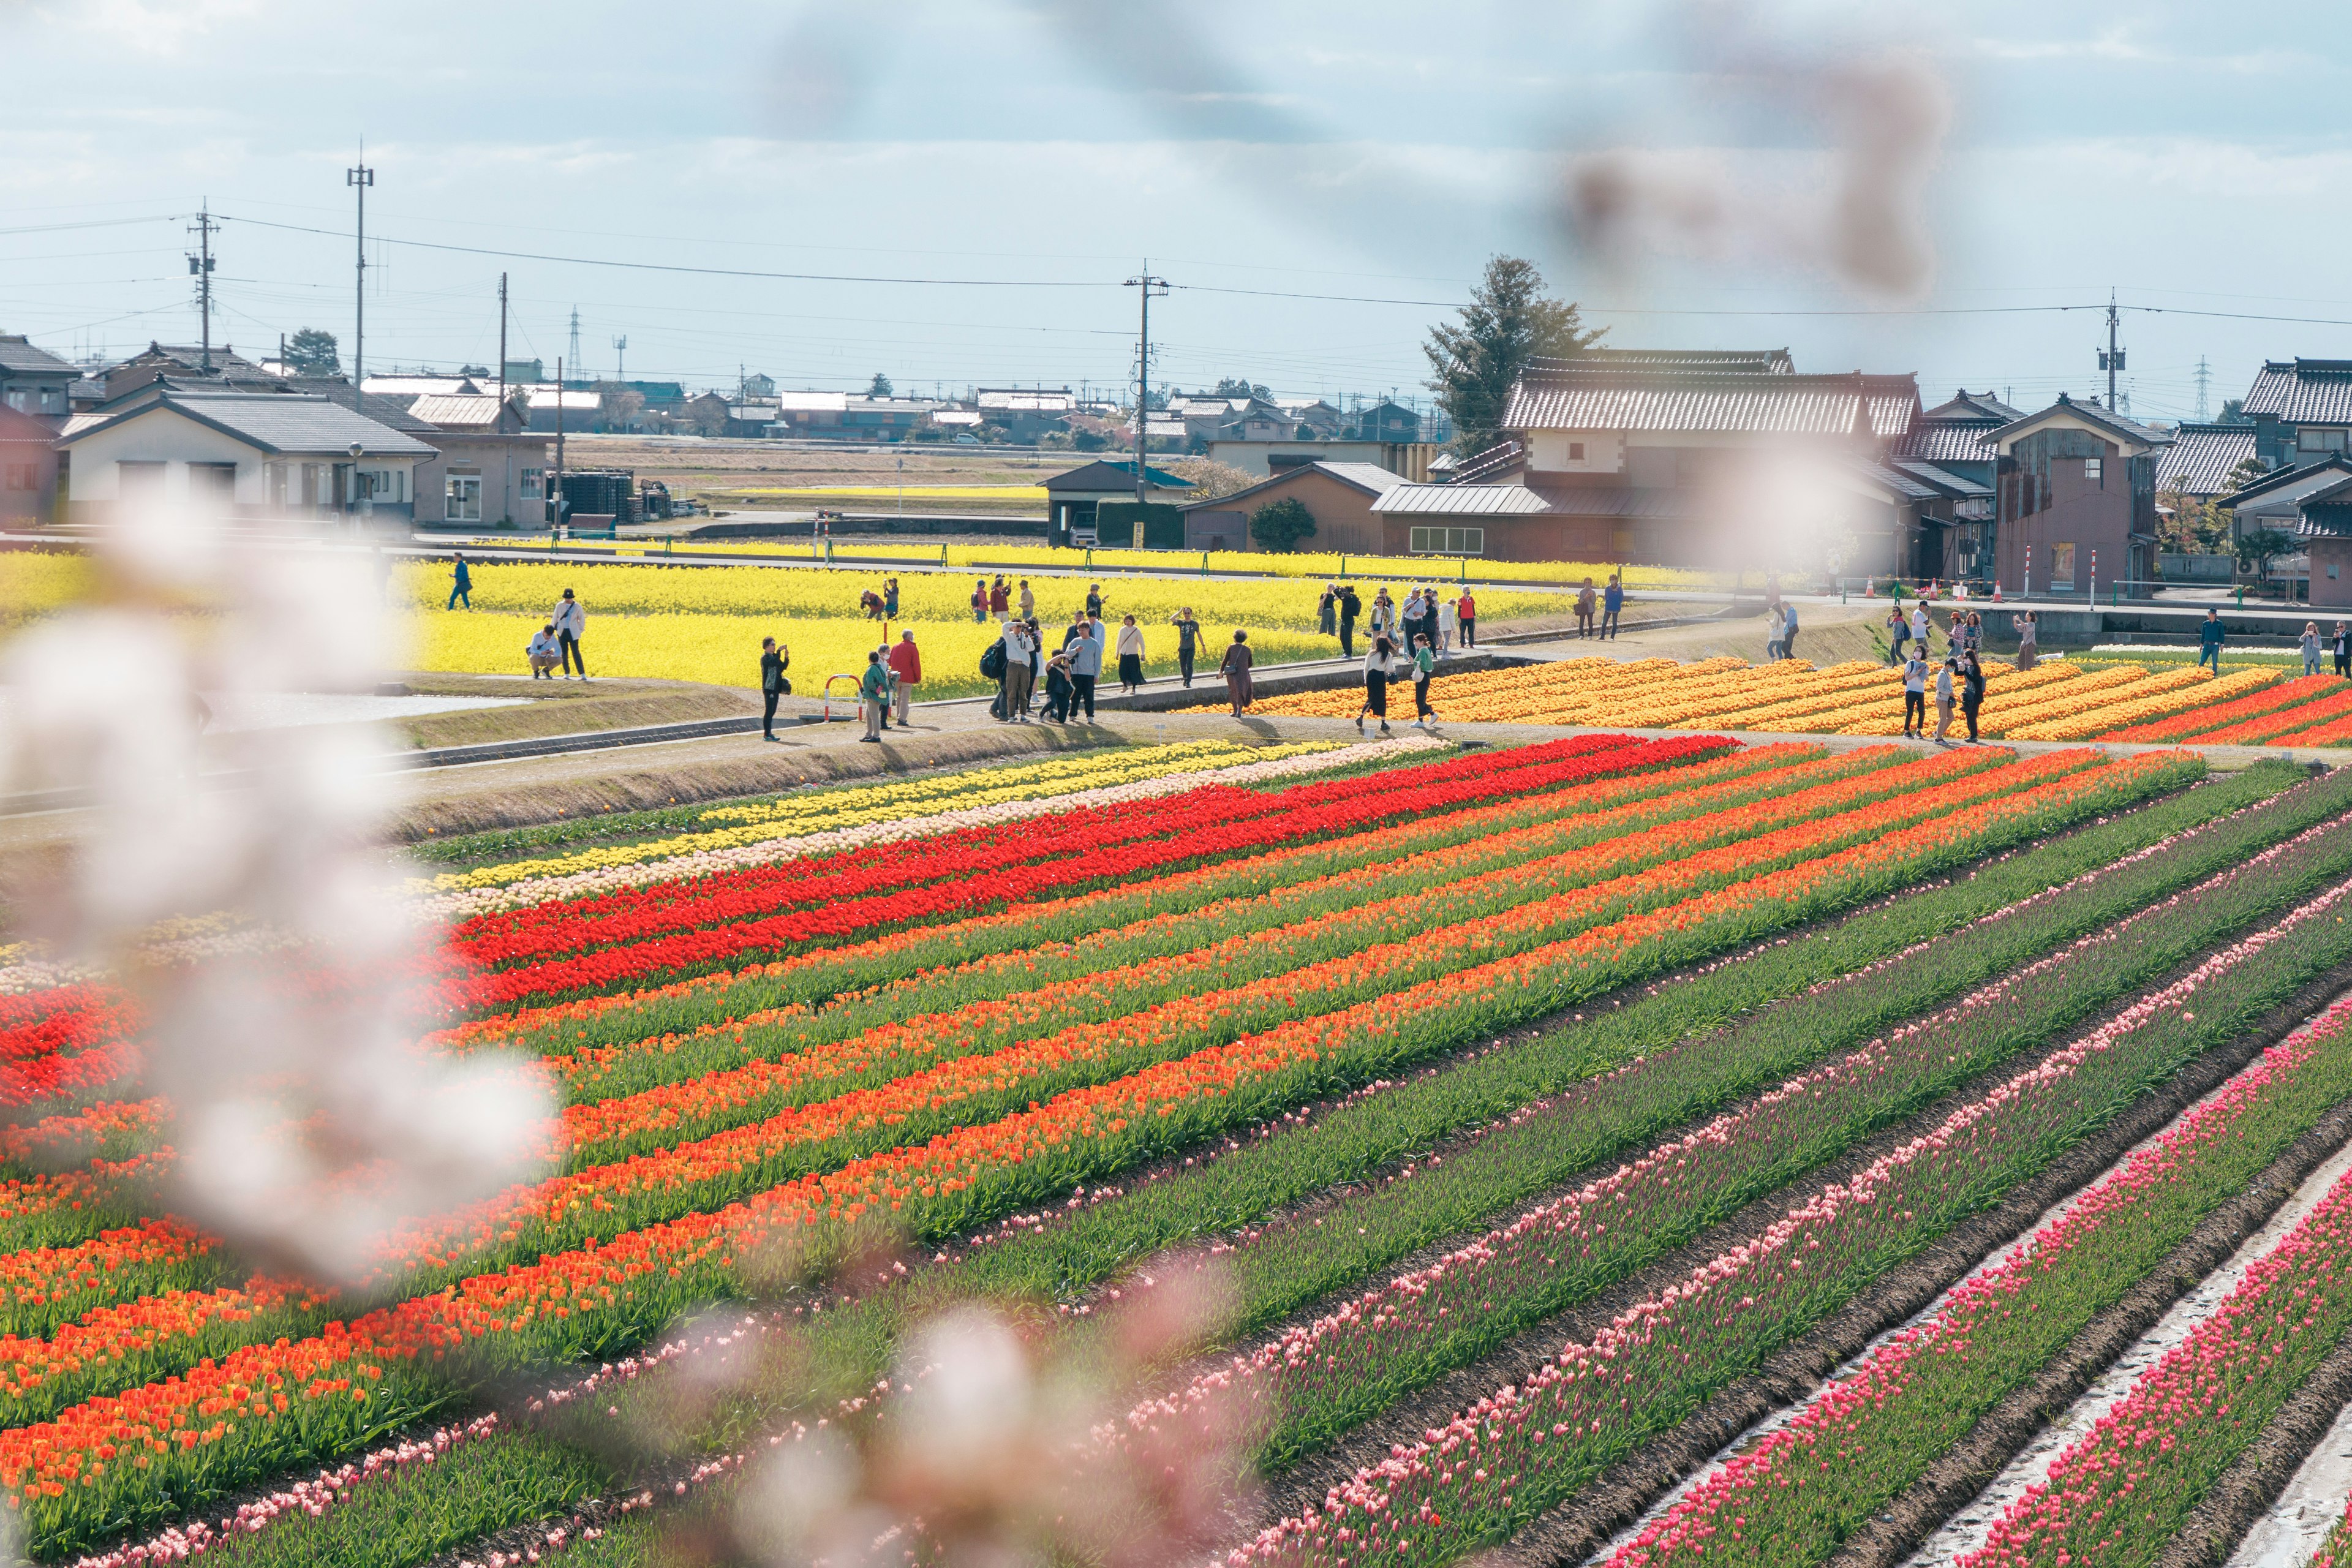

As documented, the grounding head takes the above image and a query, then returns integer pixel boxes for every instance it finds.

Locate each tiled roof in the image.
[1847,460,1942,502]
[408,394,511,431]
[2224,454,2352,510]
[1527,486,1695,519]
[1920,389,2023,422]
[1504,366,1919,439]
[1991,396,2169,452]
[2157,424,2260,498]
[1371,482,1550,516]
[59,392,435,457]
[1449,439,1523,486]
[1534,349,1795,374]
[1182,461,1404,514]
[1894,424,1996,466]
[2241,361,2352,423]
[0,336,75,377]
[1891,458,1992,498]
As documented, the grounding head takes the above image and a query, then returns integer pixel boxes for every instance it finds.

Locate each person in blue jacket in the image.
[2198,608,2225,673]
[447,552,472,610]
[1602,575,1626,639]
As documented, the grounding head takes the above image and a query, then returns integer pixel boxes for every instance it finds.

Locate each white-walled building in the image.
[58,390,434,523]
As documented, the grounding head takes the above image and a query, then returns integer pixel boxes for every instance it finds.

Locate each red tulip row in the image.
[426,735,1728,1014]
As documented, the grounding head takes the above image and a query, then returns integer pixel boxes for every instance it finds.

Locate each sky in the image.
[2,0,2351,421]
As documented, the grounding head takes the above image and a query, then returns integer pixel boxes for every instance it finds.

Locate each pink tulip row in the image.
[1226,861,2352,1568]
[1121,814,2348,1471]
[1608,993,2352,1568]
[1962,1120,2352,1566]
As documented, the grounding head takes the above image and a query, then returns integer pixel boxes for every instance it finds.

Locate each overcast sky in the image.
[2,0,2348,420]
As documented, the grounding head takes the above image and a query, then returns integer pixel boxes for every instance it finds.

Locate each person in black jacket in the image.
[1336,584,1362,657]
[1959,650,1986,743]
[758,637,790,741]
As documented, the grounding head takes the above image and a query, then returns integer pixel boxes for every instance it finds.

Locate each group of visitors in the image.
[859,578,902,620]
[1885,602,2012,669]
[968,575,1045,622]
[1572,575,1624,639]
[1354,630,1440,737]
[524,586,589,680]
[1318,582,1478,657]
[1899,643,1988,745]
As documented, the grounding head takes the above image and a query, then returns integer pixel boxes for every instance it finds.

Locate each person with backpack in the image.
[1337,583,1362,657]
[970,579,988,623]
[998,619,1036,721]
[759,636,791,741]
[1042,649,1075,723]
[979,627,1011,717]
[859,649,891,742]
[1410,633,1438,727]
[1960,650,1986,742]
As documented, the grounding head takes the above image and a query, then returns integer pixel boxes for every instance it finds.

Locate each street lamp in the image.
[347,442,364,530]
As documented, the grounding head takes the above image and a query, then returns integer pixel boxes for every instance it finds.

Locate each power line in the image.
[219,213,1110,289]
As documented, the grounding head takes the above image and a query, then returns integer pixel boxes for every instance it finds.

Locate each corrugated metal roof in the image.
[526,388,601,410]
[1847,460,1942,502]
[1893,423,1995,466]
[1371,483,1550,516]
[1314,461,1409,495]
[772,390,845,413]
[2241,361,2352,423]
[2156,424,2258,498]
[1528,486,1693,519]
[1891,458,1992,498]
[409,394,509,430]
[1504,367,1919,438]
[61,392,435,456]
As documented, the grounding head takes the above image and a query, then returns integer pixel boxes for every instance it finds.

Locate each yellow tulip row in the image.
[2008,667,2274,741]
[413,739,1343,892]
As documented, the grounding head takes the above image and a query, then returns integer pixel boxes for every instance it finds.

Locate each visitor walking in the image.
[1458,587,1479,647]
[1764,603,1787,662]
[1368,589,1395,650]
[1022,617,1044,715]
[1017,579,1034,619]
[1887,605,1909,665]
[970,579,989,623]
[1219,629,1255,715]
[1420,588,1443,654]
[884,578,900,618]
[552,588,588,678]
[1439,593,1460,653]
[1932,656,1957,745]
[1411,633,1438,727]
[1085,582,1104,620]
[1910,602,1930,660]
[2013,610,2039,671]
[988,578,1010,616]
[1960,611,1982,655]
[1170,606,1201,686]
[1357,635,1393,736]
[886,630,920,725]
[2304,621,2323,676]
[2337,622,2351,678]
[527,623,562,679]
[1116,614,1146,693]
[2198,608,2226,673]
[1577,578,1598,639]
[859,649,890,741]
[1337,583,1362,657]
[1600,576,1623,639]
[1317,584,1337,636]
[1960,650,1985,743]
[447,551,473,610]
[759,636,791,740]
[1902,648,1929,737]
[1781,598,1801,662]
[1068,614,1102,719]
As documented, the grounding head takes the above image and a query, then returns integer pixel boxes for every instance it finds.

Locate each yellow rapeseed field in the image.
[0,552,94,632]
[401,559,1557,694]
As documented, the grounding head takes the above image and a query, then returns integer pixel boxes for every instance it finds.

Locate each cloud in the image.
[36,0,263,55]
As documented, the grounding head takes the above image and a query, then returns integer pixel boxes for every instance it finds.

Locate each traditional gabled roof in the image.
[1989,393,2169,453]
[1528,486,1695,519]
[1504,364,1919,439]
[1846,459,1943,503]
[1890,458,1992,499]
[1893,424,1996,466]
[1044,458,1192,493]
[1535,348,1795,375]
[0,402,56,443]
[2241,360,2352,423]
[0,336,75,377]
[1371,482,1549,516]
[1920,389,2023,423]
[2222,454,2352,510]
[2157,424,2261,498]
[1448,439,1524,486]
[1178,461,1404,514]
[57,391,435,458]
[408,394,518,432]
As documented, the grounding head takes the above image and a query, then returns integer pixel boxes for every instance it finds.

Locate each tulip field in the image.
[1232,654,2352,746]
[21,729,2352,1568]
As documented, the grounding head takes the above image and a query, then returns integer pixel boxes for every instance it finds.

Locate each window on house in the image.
[2299,428,2348,454]
[1568,442,1586,461]
[2084,458,2101,483]
[192,462,237,500]
[2,390,26,413]
[520,467,543,497]
[3,462,35,491]
[1408,526,1486,556]
[2050,541,2077,588]
[446,474,483,522]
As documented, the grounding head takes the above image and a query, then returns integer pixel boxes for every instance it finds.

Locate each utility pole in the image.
[2195,355,2212,422]
[347,150,374,391]
[186,203,218,372]
[2098,290,2125,413]
[553,356,566,532]
[1125,262,1169,503]
[497,273,509,407]
[567,309,582,383]
[612,335,627,383]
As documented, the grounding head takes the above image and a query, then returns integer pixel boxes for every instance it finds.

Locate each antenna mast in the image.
[1124,262,1170,503]
[2097,290,2125,413]
[347,149,375,390]
[186,203,218,371]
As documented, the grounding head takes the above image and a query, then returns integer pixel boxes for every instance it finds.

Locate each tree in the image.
[1167,456,1254,499]
[285,328,341,378]
[2217,398,2251,426]
[594,385,646,431]
[869,373,894,398]
[2157,487,2231,554]
[1250,496,1317,552]
[2238,526,2296,585]
[1213,376,1272,402]
[1423,255,1604,457]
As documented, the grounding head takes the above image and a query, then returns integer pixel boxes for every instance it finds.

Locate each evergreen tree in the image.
[869,372,894,397]
[1423,256,1603,457]
[285,328,341,377]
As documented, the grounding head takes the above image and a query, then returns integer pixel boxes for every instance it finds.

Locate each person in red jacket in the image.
[885,630,922,726]
[1456,589,1477,648]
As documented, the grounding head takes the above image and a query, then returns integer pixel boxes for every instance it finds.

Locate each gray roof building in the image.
[2156,423,2260,500]
[1504,364,1920,438]
[61,391,434,458]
